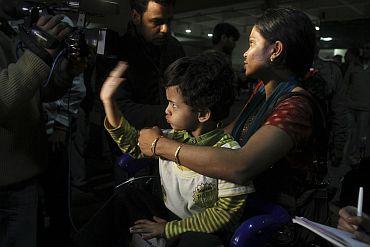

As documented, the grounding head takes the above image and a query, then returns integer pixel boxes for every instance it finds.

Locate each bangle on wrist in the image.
[174,144,184,165]
[151,135,164,156]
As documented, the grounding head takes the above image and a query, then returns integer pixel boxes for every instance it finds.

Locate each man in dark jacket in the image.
[108,1,184,246]
[116,0,185,129]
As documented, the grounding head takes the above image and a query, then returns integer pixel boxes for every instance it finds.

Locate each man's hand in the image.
[129,216,167,240]
[48,128,67,152]
[100,61,128,104]
[138,127,163,156]
[36,15,71,56]
[338,206,370,244]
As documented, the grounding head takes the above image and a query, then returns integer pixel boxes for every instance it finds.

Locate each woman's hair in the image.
[255,8,316,78]
[164,51,235,122]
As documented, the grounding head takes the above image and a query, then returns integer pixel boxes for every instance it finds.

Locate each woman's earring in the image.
[270,57,274,62]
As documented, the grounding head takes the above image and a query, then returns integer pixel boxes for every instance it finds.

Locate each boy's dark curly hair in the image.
[164,52,235,122]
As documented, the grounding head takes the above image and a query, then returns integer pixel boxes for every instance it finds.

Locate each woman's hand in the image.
[100,61,128,104]
[129,216,167,240]
[338,206,370,244]
[138,127,162,156]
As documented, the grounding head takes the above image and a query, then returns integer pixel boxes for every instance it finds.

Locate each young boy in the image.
[100,52,254,244]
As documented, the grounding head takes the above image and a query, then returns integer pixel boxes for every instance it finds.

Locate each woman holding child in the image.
[138,7,328,246]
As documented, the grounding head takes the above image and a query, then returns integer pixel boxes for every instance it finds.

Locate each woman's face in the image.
[243,26,273,78]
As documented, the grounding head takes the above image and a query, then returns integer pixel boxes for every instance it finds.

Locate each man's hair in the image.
[164,52,235,122]
[255,8,316,78]
[212,23,240,45]
[129,0,175,15]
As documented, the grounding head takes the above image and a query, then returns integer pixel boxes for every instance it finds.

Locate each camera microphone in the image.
[0,0,42,20]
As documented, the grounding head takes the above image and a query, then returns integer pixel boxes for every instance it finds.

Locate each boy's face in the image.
[165,86,199,132]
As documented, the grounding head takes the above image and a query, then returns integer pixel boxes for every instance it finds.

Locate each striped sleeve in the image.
[164,194,246,239]
[104,116,143,159]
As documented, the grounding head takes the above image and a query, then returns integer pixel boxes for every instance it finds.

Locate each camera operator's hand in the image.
[36,15,71,56]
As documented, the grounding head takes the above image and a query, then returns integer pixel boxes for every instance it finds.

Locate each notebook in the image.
[293,216,370,247]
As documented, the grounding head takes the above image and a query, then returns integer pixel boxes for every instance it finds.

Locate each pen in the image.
[357,187,363,217]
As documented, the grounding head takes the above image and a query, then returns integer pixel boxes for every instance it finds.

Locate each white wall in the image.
[87,0,130,34]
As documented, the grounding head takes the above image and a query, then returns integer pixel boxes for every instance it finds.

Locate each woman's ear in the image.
[270,40,284,62]
[198,109,211,123]
[131,9,141,26]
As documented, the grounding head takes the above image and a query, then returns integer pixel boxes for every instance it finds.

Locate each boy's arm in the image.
[101,62,142,158]
[105,115,142,159]
[164,194,246,239]
[100,62,128,128]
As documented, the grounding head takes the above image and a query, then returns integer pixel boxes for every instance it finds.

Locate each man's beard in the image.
[152,35,168,46]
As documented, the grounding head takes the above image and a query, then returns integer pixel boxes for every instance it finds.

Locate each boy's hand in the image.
[130,216,167,240]
[100,61,128,104]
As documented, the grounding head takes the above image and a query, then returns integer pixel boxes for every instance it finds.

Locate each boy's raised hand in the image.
[100,61,128,104]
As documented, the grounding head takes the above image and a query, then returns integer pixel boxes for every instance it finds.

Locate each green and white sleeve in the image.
[164,194,246,239]
[104,116,143,159]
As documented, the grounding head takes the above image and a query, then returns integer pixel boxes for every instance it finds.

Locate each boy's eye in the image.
[171,102,177,108]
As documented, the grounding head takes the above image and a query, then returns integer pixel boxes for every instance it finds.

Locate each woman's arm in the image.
[139,125,293,185]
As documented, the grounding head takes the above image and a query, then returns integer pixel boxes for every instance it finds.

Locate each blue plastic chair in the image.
[115,153,157,190]
[229,198,291,247]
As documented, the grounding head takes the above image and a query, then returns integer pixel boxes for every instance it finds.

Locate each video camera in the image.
[0,0,120,58]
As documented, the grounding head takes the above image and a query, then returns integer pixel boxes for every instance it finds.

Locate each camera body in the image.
[1,0,120,58]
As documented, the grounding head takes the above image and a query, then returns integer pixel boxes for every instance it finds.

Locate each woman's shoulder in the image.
[264,87,314,145]
[278,86,314,112]
[275,86,313,114]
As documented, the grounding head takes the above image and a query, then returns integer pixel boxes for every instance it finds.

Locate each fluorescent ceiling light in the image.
[208,33,213,37]
[185,29,192,33]
[320,37,333,41]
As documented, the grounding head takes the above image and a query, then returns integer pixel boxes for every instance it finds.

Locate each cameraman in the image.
[0,6,77,247]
